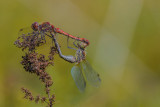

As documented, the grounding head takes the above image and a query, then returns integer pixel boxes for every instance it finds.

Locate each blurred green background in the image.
[1,0,160,107]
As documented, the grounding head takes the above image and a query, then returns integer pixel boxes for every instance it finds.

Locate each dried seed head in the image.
[15,22,57,107]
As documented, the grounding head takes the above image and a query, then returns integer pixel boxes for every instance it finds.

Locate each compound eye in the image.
[81,38,89,45]
[51,25,54,29]
[42,22,50,27]
[45,22,50,25]
[31,22,39,31]
[86,39,90,45]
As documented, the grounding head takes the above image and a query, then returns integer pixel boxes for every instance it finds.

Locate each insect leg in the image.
[51,33,77,63]
[67,37,77,50]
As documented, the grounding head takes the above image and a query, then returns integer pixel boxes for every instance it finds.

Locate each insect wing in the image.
[71,64,86,92]
[82,60,101,87]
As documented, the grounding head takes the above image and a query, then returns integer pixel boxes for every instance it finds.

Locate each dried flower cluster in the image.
[21,87,34,101]
[15,32,45,51]
[15,31,57,107]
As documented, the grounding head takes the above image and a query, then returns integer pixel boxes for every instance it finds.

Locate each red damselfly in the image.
[31,22,90,46]
[19,22,89,49]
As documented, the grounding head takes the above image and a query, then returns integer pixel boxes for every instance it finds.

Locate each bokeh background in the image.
[1,0,160,107]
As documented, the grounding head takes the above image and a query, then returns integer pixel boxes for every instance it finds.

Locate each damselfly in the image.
[51,33,101,92]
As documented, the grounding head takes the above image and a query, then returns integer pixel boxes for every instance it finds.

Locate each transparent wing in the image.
[82,60,101,87]
[71,64,86,92]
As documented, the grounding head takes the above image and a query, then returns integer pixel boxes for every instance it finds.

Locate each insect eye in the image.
[44,22,50,25]
[51,25,54,29]
[42,22,50,27]
[86,39,90,45]
[81,38,89,45]
[46,22,50,25]
[31,22,39,31]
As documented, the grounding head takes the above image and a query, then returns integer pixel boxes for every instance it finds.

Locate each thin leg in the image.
[51,32,77,63]
[44,33,53,38]
[43,35,46,43]
[73,40,78,48]
[66,37,77,50]
[44,32,54,46]
[40,32,46,43]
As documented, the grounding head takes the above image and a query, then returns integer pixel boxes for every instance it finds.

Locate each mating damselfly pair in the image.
[17,22,101,92]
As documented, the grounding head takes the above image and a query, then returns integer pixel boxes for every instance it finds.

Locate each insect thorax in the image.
[75,49,86,63]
